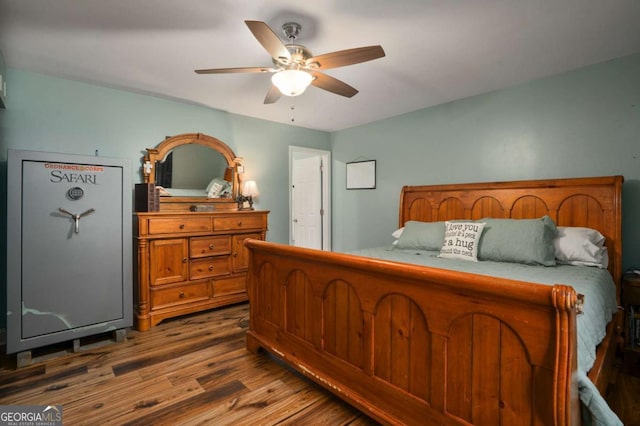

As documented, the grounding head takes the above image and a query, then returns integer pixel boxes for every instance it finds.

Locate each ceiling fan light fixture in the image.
[271,69,313,96]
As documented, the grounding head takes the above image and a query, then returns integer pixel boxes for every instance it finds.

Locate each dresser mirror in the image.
[143,133,243,210]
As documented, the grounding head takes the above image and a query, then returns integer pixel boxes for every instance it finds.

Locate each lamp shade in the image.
[271,70,313,96]
[242,180,259,197]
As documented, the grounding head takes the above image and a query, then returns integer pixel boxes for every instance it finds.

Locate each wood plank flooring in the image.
[0,304,377,425]
[604,365,640,425]
[0,302,638,425]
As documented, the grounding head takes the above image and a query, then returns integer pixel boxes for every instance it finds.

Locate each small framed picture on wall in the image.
[346,160,376,190]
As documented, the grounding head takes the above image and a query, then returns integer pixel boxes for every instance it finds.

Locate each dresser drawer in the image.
[190,256,230,280]
[148,217,212,234]
[214,215,265,231]
[213,276,246,297]
[150,281,209,310]
[190,235,231,258]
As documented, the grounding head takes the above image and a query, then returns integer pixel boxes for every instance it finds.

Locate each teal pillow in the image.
[395,221,445,251]
[477,216,558,266]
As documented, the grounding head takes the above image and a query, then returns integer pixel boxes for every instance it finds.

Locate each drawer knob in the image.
[209,243,215,249]
[237,221,242,227]
[182,258,188,263]
[208,265,214,271]
[179,292,185,299]
[179,224,185,229]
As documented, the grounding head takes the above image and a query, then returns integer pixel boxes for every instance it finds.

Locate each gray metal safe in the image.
[6,149,132,354]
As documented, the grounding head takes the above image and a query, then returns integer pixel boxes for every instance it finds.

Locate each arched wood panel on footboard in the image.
[245,176,623,425]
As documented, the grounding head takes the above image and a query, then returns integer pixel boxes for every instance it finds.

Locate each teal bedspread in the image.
[351,246,621,426]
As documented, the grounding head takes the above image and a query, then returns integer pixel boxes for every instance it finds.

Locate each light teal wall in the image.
[1,53,639,330]
[0,70,331,328]
[0,69,331,243]
[331,52,640,270]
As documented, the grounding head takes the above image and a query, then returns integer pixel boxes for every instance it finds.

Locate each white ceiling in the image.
[1,0,640,132]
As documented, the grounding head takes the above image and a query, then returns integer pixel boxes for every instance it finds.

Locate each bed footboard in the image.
[245,240,581,425]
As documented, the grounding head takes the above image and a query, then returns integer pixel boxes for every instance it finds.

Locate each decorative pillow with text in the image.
[438,221,485,262]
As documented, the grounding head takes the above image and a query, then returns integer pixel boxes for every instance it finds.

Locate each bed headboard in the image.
[399,176,624,291]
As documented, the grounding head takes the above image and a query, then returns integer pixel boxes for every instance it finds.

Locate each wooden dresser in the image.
[134,210,268,330]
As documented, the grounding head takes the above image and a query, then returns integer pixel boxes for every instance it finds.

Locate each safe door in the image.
[7,150,132,354]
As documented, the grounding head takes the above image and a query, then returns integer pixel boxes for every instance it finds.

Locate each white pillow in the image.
[391,227,403,245]
[561,247,609,269]
[554,226,608,268]
[557,226,605,247]
[392,227,404,240]
[438,221,485,262]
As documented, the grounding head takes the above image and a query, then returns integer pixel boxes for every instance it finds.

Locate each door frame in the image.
[289,146,331,251]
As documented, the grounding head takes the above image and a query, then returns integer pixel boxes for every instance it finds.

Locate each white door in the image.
[290,147,331,250]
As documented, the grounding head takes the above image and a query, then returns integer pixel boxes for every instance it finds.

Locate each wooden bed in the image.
[245,176,623,425]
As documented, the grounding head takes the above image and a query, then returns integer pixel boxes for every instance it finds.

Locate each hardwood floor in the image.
[0,303,637,425]
[0,303,377,425]
[604,364,640,425]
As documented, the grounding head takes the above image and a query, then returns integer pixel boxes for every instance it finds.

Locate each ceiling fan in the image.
[195,20,385,104]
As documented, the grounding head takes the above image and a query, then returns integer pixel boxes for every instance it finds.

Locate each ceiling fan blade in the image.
[310,72,358,98]
[264,85,281,104]
[245,20,291,61]
[195,67,275,74]
[306,45,385,70]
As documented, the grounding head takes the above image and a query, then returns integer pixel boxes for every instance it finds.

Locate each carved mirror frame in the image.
[143,133,243,209]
